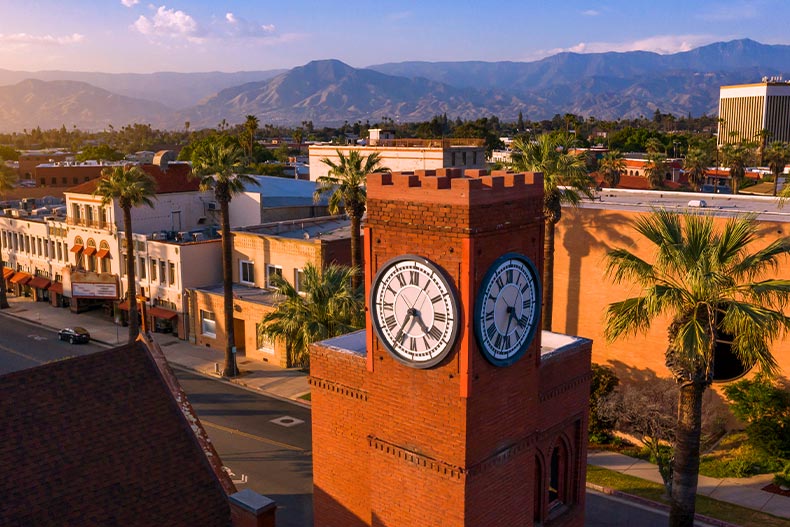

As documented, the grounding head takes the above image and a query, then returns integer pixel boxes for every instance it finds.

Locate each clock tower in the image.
[310,168,592,527]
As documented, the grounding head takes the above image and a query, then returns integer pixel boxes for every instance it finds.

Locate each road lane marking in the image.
[0,342,45,364]
[201,419,307,453]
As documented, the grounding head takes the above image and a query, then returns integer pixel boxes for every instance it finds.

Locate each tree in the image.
[0,164,17,309]
[76,144,125,162]
[721,142,754,194]
[509,133,593,330]
[241,115,260,161]
[192,140,257,377]
[644,152,668,189]
[599,150,625,188]
[683,147,712,192]
[315,150,388,291]
[764,141,790,197]
[605,210,790,527]
[93,165,157,343]
[257,263,364,368]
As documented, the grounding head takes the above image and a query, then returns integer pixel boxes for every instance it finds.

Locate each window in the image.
[150,259,157,281]
[139,257,146,279]
[121,254,127,276]
[169,262,176,285]
[256,323,275,353]
[240,260,255,284]
[295,268,307,294]
[462,151,467,165]
[160,261,166,283]
[548,442,568,510]
[200,309,216,337]
[266,265,283,288]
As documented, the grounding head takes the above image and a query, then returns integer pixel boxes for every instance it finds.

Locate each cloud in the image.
[224,12,276,38]
[533,34,717,58]
[120,0,139,7]
[132,5,203,42]
[581,9,600,16]
[0,32,85,46]
[386,11,413,21]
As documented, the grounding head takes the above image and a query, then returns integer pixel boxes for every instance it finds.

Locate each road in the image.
[0,314,687,527]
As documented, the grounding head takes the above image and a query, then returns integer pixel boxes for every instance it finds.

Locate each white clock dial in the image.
[474,253,540,366]
[370,255,459,368]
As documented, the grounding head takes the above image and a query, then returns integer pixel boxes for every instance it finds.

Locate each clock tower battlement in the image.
[310,168,592,527]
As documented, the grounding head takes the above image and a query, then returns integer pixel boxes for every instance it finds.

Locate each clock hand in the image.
[503,304,515,337]
[395,310,413,342]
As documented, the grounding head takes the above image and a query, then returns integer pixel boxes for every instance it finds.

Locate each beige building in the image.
[191,216,352,367]
[308,138,486,181]
[718,79,790,146]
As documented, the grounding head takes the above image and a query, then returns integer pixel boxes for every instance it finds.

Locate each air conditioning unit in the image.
[207,202,217,211]
[192,232,204,241]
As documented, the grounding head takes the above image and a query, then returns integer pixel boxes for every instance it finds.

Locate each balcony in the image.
[66,217,114,232]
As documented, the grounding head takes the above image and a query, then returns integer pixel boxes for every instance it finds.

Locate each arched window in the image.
[533,455,544,522]
[548,440,569,510]
[99,241,111,273]
[85,239,97,272]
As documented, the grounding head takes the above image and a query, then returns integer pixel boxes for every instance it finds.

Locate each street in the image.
[0,314,684,527]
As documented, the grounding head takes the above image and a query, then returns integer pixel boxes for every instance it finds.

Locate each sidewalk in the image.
[0,296,311,405]
[3,295,790,522]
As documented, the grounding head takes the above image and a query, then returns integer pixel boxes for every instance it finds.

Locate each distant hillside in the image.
[2,39,790,131]
[0,79,171,132]
[0,69,284,109]
[176,59,509,128]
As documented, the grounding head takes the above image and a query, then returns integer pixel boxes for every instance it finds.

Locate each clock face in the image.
[370,255,460,368]
[474,252,541,367]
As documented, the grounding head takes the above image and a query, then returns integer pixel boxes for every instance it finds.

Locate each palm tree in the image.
[242,115,260,161]
[93,165,157,343]
[764,141,790,196]
[315,150,388,291]
[605,210,790,527]
[0,164,17,309]
[258,263,364,368]
[683,147,711,192]
[721,142,754,194]
[599,150,625,188]
[192,140,257,377]
[509,132,593,330]
[644,152,668,189]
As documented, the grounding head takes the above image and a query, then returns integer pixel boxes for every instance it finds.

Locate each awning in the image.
[2,267,14,279]
[83,247,96,256]
[28,276,51,289]
[10,272,32,285]
[149,306,179,320]
[48,281,63,294]
[70,245,83,253]
[96,249,110,259]
[118,300,130,310]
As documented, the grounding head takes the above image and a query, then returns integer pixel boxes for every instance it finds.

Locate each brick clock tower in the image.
[310,169,592,527]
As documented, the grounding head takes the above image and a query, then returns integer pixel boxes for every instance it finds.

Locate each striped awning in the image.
[96,249,110,259]
[70,245,83,253]
[10,272,32,285]
[83,247,96,256]
[28,276,51,289]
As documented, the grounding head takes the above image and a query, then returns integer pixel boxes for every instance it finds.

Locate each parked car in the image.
[58,327,91,344]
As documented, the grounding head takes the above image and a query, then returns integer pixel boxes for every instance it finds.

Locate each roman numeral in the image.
[434,312,447,323]
[384,314,397,330]
[503,334,512,349]
[428,326,442,340]
[519,314,530,327]
[520,282,530,294]
[494,333,503,349]
[484,309,495,322]
[422,336,430,349]
[486,323,497,340]
[396,273,407,287]
[382,301,394,312]
[409,271,420,286]
[495,276,505,289]
[430,294,443,304]
[522,299,532,310]
[409,338,417,352]
[506,269,513,283]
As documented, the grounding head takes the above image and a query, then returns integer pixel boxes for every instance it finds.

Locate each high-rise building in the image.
[718,79,790,146]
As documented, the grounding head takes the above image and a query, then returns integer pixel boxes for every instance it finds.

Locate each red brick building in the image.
[310,168,592,526]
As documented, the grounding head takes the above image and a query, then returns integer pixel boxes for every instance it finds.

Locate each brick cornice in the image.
[309,377,369,401]
[368,436,466,481]
[539,372,592,403]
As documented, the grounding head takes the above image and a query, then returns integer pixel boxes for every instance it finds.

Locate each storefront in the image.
[9,272,32,297]
[28,276,51,302]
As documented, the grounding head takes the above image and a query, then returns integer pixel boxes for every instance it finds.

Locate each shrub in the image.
[588,364,619,443]
[775,461,790,488]
[723,378,790,458]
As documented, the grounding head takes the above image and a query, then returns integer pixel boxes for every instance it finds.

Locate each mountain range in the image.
[0,39,789,132]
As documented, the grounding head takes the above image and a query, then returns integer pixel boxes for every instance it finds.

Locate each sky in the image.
[0,0,788,73]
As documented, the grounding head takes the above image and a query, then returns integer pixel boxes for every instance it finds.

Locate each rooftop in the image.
[239,215,351,242]
[66,162,199,195]
[197,282,280,306]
